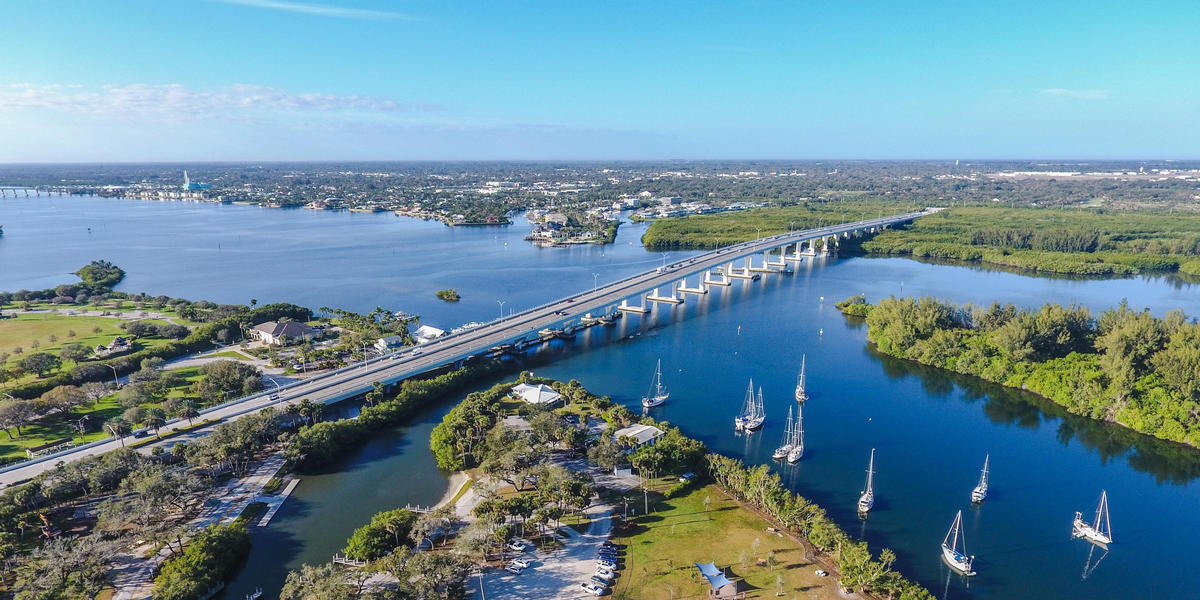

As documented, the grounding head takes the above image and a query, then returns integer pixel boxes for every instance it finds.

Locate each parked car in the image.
[597,549,619,559]
[510,558,530,569]
[601,541,617,549]
[596,558,617,570]
[504,563,522,574]
[506,541,527,552]
[579,582,605,596]
[590,576,612,587]
[594,567,615,580]
[679,472,695,482]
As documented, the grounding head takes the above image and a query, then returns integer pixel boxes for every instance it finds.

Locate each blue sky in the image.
[1,0,1196,161]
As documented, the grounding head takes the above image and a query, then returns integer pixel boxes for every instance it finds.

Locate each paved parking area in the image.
[477,503,616,599]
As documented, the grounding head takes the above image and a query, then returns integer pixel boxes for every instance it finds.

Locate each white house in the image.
[510,383,562,406]
[614,424,665,449]
[414,325,446,344]
[374,335,405,353]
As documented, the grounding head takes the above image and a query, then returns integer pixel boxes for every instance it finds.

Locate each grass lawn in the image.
[1,299,203,326]
[0,312,179,392]
[610,483,841,600]
[204,350,254,361]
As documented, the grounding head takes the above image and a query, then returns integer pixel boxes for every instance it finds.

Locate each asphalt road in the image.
[0,211,933,488]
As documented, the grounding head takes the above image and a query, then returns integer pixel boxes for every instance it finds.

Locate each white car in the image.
[579,582,605,596]
[815,569,829,577]
[504,563,522,574]
[594,567,615,580]
[506,540,527,552]
[596,558,616,570]
[510,558,530,569]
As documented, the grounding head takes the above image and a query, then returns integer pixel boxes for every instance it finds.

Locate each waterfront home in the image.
[374,335,405,353]
[614,424,665,449]
[414,325,446,344]
[250,321,320,346]
[510,382,562,406]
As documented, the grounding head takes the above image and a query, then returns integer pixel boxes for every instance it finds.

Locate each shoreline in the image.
[433,471,470,509]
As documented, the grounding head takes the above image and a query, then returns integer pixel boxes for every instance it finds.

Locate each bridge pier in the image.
[765,248,787,268]
[704,268,732,286]
[677,275,708,295]
[618,298,651,314]
[646,283,685,304]
[784,241,805,262]
[727,259,760,280]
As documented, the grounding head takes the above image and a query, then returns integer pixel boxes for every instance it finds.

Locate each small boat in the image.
[734,380,765,432]
[641,359,670,408]
[971,454,989,503]
[857,448,876,514]
[787,404,804,463]
[772,405,795,460]
[1073,490,1113,546]
[794,354,809,402]
[941,510,977,576]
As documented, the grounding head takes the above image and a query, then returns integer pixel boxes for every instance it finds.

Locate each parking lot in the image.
[476,503,617,598]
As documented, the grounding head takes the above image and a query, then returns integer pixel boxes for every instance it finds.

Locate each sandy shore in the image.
[434,471,470,509]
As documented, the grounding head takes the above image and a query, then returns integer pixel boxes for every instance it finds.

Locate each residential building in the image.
[250,321,320,346]
[510,382,563,406]
[613,424,665,449]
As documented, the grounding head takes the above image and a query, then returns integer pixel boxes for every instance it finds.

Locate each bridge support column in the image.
[646,284,684,304]
[785,242,805,262]
[704,269,732,286]
[766,248,787,267]
[678,276,709,295]
[618,298,651,314]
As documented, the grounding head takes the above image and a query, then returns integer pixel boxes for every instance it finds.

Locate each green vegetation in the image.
[706,454,932,599]
[612,483,839,600]
[73,260,125,291]
[342,507,416,561]
[835,294,871,317]
[641,199,920,250]
[435,289,461,302]
[858,295,1200,446]
[859,207,1200,276]
[152,521,250,600]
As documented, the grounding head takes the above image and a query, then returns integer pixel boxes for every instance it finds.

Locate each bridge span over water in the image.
[0,209,936,486]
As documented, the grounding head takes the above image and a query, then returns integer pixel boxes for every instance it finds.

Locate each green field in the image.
[0,299,203,326]
[610,483,841,600]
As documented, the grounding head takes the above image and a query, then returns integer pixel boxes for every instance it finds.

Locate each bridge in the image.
[0,209,936,487]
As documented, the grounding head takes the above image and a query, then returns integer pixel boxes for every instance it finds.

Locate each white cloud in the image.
[207,0,415,21]
[1039,88,1110,100]
[0,83,441,120]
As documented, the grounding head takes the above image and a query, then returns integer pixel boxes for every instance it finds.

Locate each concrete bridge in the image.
[0,209,936,487]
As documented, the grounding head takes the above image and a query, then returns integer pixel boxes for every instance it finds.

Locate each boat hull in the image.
[1073,517,1112,546]
[641,394,668,408]
[772,444,792,460]
[971,487,987,503]
[787,447,803,463]
[794,389,808,402]
[857,493,873,513]
[941,545,976,576]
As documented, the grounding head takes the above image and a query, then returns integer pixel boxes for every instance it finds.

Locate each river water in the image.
[2,195,1199,599]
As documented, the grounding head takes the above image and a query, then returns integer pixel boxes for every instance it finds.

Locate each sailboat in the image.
[786,404,804,463]
[773,405,795,460]
[794,355,809,402]
[941,510,977,576]
[857,448,876,514]
[1072,490,1113,546]
[971,454,989,503]
[641,359,670,408]
[734,381,765,432]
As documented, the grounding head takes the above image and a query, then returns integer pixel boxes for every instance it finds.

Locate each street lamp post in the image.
[106,364,120,388]
[497,300,506,323]
[592,272,599,295]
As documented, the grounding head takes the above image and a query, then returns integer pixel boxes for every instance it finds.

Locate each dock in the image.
[257,479,300,527]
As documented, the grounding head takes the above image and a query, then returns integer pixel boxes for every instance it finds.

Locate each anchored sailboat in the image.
[641,359,670,408]
[787,404,804,463]
[857,448,876,514]
[794,355,809,402]
[971,454,989,503]
[941,510,977,576]
[773,405,795,460]
[1072,490,1113,546]
[735,381,765,432]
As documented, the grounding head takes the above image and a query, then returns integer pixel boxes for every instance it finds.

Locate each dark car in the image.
[132,430,149,439]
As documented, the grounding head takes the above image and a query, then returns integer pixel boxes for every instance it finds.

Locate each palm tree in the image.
[145,408,167,438]
[180,402,199,426]
[104,418,130,447]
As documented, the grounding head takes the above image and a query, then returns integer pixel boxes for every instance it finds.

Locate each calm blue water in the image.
[3,195,1199,599]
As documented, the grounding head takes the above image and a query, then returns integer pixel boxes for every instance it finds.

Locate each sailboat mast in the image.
[1096,491,1111,538]
[865,449,875,493]
[795,405,804,447]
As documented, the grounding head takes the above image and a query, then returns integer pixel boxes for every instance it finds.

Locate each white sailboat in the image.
[773,405,795,460]
[971,454,989,503]
[641,359,670,408]
[739,387,765,431]
[1072,490,1113,546]
[794,355,809,402]
[734,379,755,432]
[940,510,977,576]
[786,404,804,463]
[857,448,875,514]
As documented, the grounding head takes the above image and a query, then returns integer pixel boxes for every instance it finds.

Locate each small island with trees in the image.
[435,289,461,302]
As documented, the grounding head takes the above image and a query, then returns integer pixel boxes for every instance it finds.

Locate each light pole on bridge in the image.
[592,272,599,295]
[497,300,506,323]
